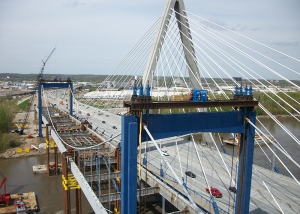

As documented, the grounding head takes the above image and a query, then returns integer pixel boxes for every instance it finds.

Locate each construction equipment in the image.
[20,47,56,135]
[0,171,11,205]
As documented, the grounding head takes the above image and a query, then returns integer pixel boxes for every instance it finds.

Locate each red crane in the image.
[0,171,11,205]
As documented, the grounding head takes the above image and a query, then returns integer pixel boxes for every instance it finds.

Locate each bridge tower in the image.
[142,0,201,89]
[124,0,256,212]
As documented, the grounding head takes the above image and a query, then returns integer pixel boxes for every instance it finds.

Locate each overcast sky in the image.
[0,0,299,80]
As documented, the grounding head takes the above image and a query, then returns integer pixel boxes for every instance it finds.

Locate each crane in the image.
[18,47,56,134]
[37,47,56,80]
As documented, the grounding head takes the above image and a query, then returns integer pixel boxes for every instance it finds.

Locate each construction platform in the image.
[0,192,38,214]
[32,164,47,174]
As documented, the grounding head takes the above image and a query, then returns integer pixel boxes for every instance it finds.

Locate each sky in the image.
[0,0,299,80]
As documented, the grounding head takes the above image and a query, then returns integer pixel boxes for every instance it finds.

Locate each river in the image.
[0,117,299,213]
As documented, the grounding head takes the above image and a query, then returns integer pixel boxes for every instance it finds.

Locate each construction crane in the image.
[19,47,56,134]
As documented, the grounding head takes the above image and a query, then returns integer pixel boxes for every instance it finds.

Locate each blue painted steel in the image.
[102,155,119,192]
[95,155,101,195]
[41,82,71,89]
[235,109,256,214]
[221,144,227,154]
[249,86,253,96]
[244,86,248,96]
[190,89,208,102]
[141,111,244,141]
[121,116,138,214]
[235,86,239,95]
[160,163,164,177]
[37,81,73,137]
[132,84,137,96]
[143,153,147,165]
[239,86,243,95]
[270,161,281,174]
[146,85,151,96]
[212,201,220,214]
[70,83,73,116]
[38,82,43,137]
[139,85,144,96]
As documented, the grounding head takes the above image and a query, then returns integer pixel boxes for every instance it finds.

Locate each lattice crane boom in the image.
[38,46,56,80]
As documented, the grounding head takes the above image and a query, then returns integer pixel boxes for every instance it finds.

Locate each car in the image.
[185,171,196,178]
[112,126,117,129]
[229,186,237,193]
[102,121,106,124]
[206,187,223,198]
[161,147,169,156]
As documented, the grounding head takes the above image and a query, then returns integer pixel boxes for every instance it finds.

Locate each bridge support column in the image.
[62,153,70,214]
[55,147,59,175]
[75,154,82,214]
[37,82,43,137]
[121,116,138,214]
[235,109,256,214]
[69,82,73,116]
[46,124,50,175]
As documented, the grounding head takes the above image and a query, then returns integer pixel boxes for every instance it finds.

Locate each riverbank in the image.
[1,109,299,159]
[0,109,57,159]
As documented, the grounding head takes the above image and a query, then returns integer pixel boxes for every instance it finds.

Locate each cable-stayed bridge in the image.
[32,0,299,213]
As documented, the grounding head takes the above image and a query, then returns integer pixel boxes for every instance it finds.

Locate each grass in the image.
[18,99,30,111]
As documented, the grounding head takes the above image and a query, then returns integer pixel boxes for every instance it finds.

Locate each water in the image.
[0,117,299,213]
[221,116,300,180]
[0,156,94,214]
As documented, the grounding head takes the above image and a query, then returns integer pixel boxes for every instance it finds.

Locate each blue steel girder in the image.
[141,110,245,141]
[37,81,73,137]
[121,108,256,214]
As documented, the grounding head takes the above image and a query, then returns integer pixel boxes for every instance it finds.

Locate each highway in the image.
[43,90,300,214]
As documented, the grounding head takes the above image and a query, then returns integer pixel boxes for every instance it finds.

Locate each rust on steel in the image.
[124,100,258,110]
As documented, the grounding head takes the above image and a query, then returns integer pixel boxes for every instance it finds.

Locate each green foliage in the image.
[18,99,30,111]
[253,91,300,115]
[0,133,21,152]
[0,98,18,133]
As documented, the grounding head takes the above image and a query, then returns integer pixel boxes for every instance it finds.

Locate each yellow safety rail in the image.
[62,174,80,190]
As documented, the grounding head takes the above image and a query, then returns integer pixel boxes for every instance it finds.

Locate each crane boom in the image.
[20,47,56,132]
[38,47,56,80]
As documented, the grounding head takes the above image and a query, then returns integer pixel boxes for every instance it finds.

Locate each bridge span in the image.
[33,92,300,214]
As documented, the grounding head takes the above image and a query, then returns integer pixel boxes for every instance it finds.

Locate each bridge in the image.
[30,0,299,213]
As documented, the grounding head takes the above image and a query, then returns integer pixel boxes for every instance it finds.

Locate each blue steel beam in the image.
[141,111,245,141]
[37,81,73,137]
[235,109,256,214]
[38,82,43,137]
[69,84,73,116]
[121,116,138,214]
[122,108,256,214]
